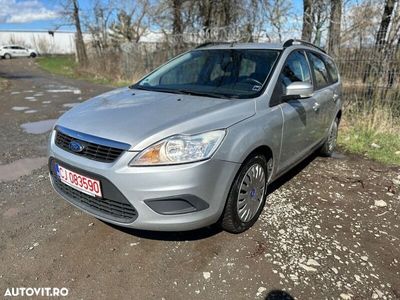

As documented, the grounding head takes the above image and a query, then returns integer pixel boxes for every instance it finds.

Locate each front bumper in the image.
[48,130,240,231]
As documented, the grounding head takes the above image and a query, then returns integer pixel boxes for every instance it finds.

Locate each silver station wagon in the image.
[48,39,342,233]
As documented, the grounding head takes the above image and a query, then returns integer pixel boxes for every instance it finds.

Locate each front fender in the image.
[214,105,283,177]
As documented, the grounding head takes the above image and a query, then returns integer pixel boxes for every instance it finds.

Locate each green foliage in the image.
[339,127,400,165]
[36,56,129,87]
[37,56,76,77]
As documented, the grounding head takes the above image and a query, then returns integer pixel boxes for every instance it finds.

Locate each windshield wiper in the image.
[177,89,232,99]
[131,85,234,99]
[130,84,153,91]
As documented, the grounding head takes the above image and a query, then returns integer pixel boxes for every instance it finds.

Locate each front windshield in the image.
[134,49,281,99]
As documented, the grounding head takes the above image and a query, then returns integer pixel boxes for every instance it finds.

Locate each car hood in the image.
[56,87,255,151]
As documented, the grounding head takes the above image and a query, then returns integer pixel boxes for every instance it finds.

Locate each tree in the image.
[327,0,342,57]
[109,0,150,44]
[311,0,330,46]
[170,0,185,48]
[376,0,398,48]
[171,0,183,35]
[72,0,88,65]
[86,0,116,53]
[340,2,380,49]
[302,0,313,41]
[265,0,293,42]
[59,0,88,65]
[195,0,241,39]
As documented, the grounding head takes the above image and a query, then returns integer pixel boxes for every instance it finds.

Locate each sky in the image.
[0,0,304,32]
[0,0,86,31]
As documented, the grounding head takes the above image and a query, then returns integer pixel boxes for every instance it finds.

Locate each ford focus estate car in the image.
[48,39,342,233]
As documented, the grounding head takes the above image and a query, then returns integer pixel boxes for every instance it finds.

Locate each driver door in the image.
[272,50,318,172]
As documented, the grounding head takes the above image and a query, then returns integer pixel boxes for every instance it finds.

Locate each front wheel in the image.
[221,155,268,233]
[4,53,11,59]
[30,53,37,58]
[320,117,339,156]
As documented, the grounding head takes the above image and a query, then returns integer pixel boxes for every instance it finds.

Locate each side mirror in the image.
[285,82,313,99]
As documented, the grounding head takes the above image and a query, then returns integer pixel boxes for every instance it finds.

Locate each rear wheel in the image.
[4,53,11,59]
[320,117,339,156]
[221,155,268,233]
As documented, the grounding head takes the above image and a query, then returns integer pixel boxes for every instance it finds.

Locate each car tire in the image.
[221,155,268,233]
[4,53,11,59]
[320,117,339,156]
[30,53,37,58]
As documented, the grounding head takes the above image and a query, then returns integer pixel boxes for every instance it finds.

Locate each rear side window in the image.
[324,56,339,83]
[307,52,330,89]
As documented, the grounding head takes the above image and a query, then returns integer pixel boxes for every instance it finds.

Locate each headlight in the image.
[130,130,226,166]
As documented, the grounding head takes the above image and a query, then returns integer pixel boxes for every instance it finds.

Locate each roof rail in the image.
[195,41,232,49]
[283,39,326,54]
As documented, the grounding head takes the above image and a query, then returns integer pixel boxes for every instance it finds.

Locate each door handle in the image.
[313,102,320,112]
[333,93,339,102]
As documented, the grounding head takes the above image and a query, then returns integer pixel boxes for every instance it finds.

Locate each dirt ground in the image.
[0,59,399,300]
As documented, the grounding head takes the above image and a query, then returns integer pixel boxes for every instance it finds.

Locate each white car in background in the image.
[0,45,38,59]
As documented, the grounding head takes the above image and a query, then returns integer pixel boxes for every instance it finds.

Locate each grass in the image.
[36,55,76,77]
[339,126,400,165]
[338,104,400,166]
[36,56,130,87]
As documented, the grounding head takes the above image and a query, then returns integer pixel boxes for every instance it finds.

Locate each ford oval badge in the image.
[69,140,84,153]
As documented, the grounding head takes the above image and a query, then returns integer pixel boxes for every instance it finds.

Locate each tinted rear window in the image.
[307,52,330,89]
[324,56,339,83]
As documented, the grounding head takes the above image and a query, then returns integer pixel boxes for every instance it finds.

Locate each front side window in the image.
[308,52,330,89]
[135,49,281,99]
[281,51,311,87]
[270,51,311,106]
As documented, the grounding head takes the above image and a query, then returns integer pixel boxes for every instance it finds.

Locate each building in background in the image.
[0,29,91,54]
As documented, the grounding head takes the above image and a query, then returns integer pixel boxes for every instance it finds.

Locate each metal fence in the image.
[86,39,400,117]
[335,47,400,116]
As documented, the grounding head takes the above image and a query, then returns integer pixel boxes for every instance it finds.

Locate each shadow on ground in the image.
[265,289,294,300]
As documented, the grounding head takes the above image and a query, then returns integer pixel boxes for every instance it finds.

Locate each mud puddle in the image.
[20,119,56,134]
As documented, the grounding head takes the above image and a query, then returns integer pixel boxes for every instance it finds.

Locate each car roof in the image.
[196,42,283,50]
[195,40,328,57]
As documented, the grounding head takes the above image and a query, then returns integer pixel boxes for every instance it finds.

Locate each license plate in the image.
[55,163,102,198]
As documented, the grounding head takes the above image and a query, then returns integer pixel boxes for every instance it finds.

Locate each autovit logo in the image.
[4,287,69,297]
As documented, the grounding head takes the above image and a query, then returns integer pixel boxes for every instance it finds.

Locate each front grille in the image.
[50,159,137,223]
[55,130,124,163]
